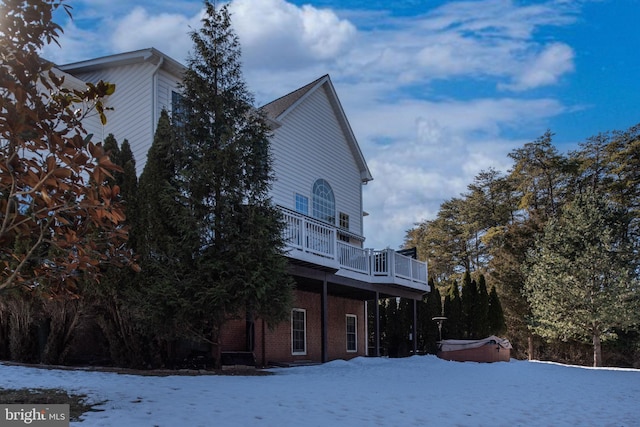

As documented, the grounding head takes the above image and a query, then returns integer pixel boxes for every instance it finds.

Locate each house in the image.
[59,48,429,366]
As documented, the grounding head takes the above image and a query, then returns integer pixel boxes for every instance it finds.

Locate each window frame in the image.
[295,193,309,215]
[291,308,307,356]
[171,90,185,118]
[346,314,357,353]
[312,179,336,225]
[339,212,349,230]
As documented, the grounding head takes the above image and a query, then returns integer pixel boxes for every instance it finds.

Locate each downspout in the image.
[150,55,164,137]
[262,319,266,367]
[364,299,368,356]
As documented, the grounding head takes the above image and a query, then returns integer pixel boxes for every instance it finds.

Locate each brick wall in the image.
[220,318,247,352]
[327,295,366,361]
[217,288,369,367]
[252,290,367,366]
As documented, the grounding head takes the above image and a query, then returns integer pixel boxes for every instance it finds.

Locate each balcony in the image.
[280,206,428,293]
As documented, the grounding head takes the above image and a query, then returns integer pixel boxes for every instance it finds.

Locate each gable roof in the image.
[261,75,327,120]
[58,47,185,78]
[261,75,373,183]
[50,67,89,91]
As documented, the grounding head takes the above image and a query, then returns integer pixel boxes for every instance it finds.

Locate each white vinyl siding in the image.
[66,63,181,176]
[157,69,181,115]
[70,63,154,171]
[269,85,364,235]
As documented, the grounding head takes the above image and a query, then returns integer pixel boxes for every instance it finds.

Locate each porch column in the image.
[374,291,380,357]
[412,299,418,355]
[321,275,328,363]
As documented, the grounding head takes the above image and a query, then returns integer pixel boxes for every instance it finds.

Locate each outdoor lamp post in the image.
[432,316,447,341]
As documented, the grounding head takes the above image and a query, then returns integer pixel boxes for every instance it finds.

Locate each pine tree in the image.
[104,134,122,174]
[385,298,410,357]
[474,274,490,338]
[135,110,196,346]
[460,270,477,338]
[443,281,462,339]
[524,191,640,367]
[488,285,507,336]
[91,134,143,367]
[419,280,443,353]
[172,2,294,359]
[378,299,389,355]
[104,135,138,213]
[119,140,138,204]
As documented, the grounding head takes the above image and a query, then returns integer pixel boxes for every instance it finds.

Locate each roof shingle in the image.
[260,75,328,119]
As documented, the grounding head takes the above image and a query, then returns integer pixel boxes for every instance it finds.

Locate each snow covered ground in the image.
[1,355,639,426]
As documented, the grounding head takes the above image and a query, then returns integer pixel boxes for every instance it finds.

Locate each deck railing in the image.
[281,207,336,260]
[280,206,428,288]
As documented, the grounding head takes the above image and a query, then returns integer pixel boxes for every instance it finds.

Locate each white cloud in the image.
[229,0,356,69]
[346,96,566,248]
[422,0,575,39]
[41,1,204,64]
[503,43,575,91]
[111,7,199,61]
[330,0,578,91]
[41,20,101,64]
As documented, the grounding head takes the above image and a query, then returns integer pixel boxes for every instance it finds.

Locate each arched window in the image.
[312,179,335,224]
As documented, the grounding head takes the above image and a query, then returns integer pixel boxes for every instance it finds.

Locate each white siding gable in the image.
[270,85,364,236]
[62,52,183,175]
[70,62,154,172]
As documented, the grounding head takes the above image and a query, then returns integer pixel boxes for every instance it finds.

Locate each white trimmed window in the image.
[312,179,335,224]
[171,90,185,121]
[295,193,309,215]
[346,314,357,353]
[339,212,349,230]
[291,309,307,355]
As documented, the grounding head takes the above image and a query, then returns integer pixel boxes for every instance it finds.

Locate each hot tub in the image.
[437,336,512,363]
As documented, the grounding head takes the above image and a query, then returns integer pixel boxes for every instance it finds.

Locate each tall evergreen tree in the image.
[460,270,477,338]
[418,279,443,353]
[524,191,640,367]
[134,109,195,355]
[103,134,122,174]
[484,131,571,357]
[475,274,490,338]
[377,299,389,355]
[119,140,138,205]
[172,2,294,358]
[383,298,412,357]
[91,134,143,367]
[488,285,506,336]
[443,281,462,339]
[103,135,138,213]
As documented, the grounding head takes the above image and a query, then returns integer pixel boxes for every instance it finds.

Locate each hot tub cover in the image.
[439,335,512,352]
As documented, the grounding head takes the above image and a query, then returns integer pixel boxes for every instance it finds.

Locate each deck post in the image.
[374,291,380,357]
[321,275,328,363]
[412,298,418,355]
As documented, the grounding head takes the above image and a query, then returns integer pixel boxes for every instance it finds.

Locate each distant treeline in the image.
[405,125,640,367]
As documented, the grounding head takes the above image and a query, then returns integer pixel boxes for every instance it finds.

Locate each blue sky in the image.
[42,0,640,249]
